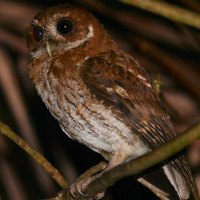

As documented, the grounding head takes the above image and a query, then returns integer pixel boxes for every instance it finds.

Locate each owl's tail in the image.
[163,164,189,199]
[137,163,190,200]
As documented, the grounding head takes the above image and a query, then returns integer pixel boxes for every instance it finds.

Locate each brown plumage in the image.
[26,4,199,200]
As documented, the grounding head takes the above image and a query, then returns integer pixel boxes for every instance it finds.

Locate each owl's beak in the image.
[46,41,53,57]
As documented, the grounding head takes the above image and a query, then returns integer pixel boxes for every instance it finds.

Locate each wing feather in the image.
[79,50,199,199]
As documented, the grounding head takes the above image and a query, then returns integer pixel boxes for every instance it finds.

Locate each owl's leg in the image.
[70,162,108,199]
[70,150,129,199]
[77,162,108,182]
[70,173,105,200]
[106,149,130,170]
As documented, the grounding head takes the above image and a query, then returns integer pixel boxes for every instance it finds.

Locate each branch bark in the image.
[0,120,69,189]
[1,120,200,199]
[80,122,200,198]
[118,0,200,29]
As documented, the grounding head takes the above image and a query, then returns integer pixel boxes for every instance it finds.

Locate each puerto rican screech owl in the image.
[26,4,199,200]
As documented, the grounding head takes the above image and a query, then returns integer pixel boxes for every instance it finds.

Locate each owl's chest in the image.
[35,61,148,158]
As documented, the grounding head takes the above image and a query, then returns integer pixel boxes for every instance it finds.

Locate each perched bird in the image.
[26,4,199,200]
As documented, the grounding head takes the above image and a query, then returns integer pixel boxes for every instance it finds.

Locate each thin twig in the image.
[0,47,56,191]
[0,120,69,189]
[118,0,200,29]
[0,134,27,200]
[57,122,200,199]
[1,119,200,199]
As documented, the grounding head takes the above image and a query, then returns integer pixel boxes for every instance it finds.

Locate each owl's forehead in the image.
[32,13,69,27]
[32,4,87,27]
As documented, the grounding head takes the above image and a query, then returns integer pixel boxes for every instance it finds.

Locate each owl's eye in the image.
[57,19,73,35]
[33,27,43,42]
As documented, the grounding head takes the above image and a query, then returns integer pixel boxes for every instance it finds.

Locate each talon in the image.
[76,185,88,197]
[75,178,90,197]
[70,174,105,199]
[69,184,79,199]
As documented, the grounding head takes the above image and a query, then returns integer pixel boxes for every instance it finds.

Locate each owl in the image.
[26,4,199,200]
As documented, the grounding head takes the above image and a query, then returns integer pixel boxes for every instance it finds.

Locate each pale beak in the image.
[46,41,53,57]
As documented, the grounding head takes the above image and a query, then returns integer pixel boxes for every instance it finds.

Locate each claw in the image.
[69,184,79,199]
[76,184,89,197]
[70,178,90,198]
[69,162,107,200]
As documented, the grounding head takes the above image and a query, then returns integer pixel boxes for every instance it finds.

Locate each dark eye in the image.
[57,19,73,35]
[33,27,43,41]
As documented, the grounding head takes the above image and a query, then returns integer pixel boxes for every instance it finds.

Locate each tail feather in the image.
[171,156,200,200]
[137,164,191,200]
[163,164,190,199]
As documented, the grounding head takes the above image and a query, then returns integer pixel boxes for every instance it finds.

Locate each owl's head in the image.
[26,4,106,57]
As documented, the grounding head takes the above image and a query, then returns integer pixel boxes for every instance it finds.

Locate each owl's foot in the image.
[70,162,107,199]
[70,176,105,199]
[77,162,107,182]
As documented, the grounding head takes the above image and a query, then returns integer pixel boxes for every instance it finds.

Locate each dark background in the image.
[0,0,200,199]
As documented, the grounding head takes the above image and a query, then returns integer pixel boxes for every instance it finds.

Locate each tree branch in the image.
[80,122,200,197]
[0,120,69,189]
[1,119,200,199]
[118,0,200,29]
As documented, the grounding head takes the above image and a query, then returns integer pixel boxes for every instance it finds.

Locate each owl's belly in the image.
[38,78,149,160]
